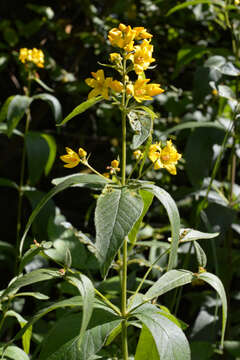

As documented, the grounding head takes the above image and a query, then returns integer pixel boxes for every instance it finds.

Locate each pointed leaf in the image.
[39,310,121,360]
[128,189,154,245]
[66,273,95,348]
[33,93,62,123]
[177,228,219,243]
[135,324,159,360]
[7,95,32,136]
[134,303,191,360]
[58,96,102,126]
[0,345,29,360]
[95,186,143,277]
[143,269,193,302]
[197,272,227,349]
[141,184,180,270]
[161,121,224,137]
[0,268,61,300]
[19,174,108,256]
[167,0,225,16]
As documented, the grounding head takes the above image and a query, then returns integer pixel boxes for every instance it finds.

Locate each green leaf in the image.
[0,345,29,360]
[217,85,236,100]
[0,268,62,300]
[7,95,32,136]
[0,177,18,189]
[14,292,49,300]
[33,77,54,92]
[167,0,225,16]
[41,134,57,175]
[161,121,224,138]
[128,189,154,245]
[193,241,207,268]
[143,269,193,302]
[128,110,152,149]
[174,46,209,78]
[135,324,159,360]
[3,27,19,46]
[39,310,121,360]
[58,96,102,126]
[19,174,108,256]
[33,94,62,123]
[224,341,240,357]
[26,131,56,184]
[177,228,219,243]
[4,310,32,354]
[141,184,180,270]
[0,95,15,123]
[66,273,95,348]
[197,272,227,349]
[134,303,191,360]
[95,186,143,277]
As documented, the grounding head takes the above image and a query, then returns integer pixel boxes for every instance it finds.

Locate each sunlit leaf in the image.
[167,0,225,16]
[58,96,102,126]
[95,186,143,277]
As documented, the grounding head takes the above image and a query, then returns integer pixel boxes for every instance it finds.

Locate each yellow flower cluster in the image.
[60,147,87,168]
[148,140,182,175]
[85,23,164,103]
[19,48,44,68]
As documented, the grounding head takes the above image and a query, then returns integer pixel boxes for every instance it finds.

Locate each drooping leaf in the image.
[134,303,191,360]
[167,0,225,16]
[7,95,32,136]
[143,269,193,302]
[128,189,154,245]
[0,95,15,123]
[197,272,227,349]
[26,131,56,184]
[33,93,62,123]
[58,96,102,126]
[66,273,95,348]
[141,184,180,270]
[4,310,32,355]
[193,241,207,268]
[19,174,108,256]
[95,186,143,277]
[135,324,159,360]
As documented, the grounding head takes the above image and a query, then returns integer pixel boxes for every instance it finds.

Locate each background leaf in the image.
[7,95,32,136]
[33,93,62,124]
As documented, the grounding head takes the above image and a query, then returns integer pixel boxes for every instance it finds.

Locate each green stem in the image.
[94,288,121,316]
[121,55,128,360]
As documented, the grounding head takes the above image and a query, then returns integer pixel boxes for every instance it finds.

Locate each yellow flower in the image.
[109,53,122,63]
[235,0,240,5]
[148,140,182,175]
[133,150,143,160]
[78,148,87,158]
[109,80,124,93]
[85,69,113,100]
[126,79,164,102]
[60,147,80,168]
[19,48,44,68]
[111,160,120,169]
[108,23,136,52]
[133,26,153,40]
[127,40,155,74]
